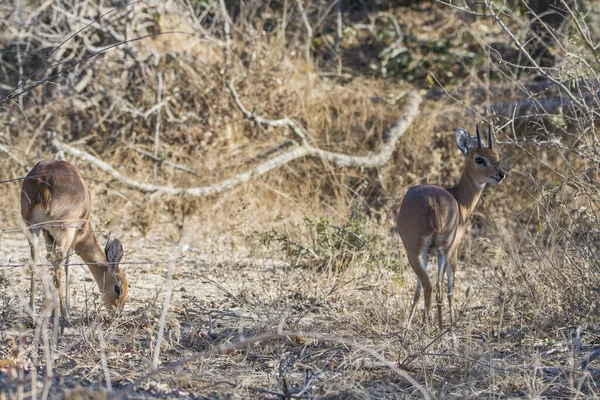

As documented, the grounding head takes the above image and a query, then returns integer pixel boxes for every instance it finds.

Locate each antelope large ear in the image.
[105,238,123,266]
[455,127,471,155]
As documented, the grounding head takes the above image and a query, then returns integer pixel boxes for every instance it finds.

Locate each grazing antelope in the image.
[398,125,505,329]
[21,160,128,321]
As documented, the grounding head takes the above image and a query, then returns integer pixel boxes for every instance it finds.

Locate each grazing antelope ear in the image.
[105,238,123,267]
[455,127,472,155]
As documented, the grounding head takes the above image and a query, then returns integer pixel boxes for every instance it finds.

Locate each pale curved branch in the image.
[53,85,421,196]
[226,81,422,168]
[52,139,311,196]
[225,80,308,143]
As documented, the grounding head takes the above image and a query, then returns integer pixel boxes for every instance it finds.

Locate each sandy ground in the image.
[2,212,594,399]
[1,216,430,399]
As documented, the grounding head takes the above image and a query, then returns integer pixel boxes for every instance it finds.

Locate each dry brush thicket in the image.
[1,0,600,398]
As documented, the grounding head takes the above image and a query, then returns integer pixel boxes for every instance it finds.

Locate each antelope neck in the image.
[447,170,484,223]
[78,240,112,291]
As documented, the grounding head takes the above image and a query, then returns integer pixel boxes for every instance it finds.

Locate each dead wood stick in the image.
[52,84,420,196]
[153,71,163,184]
[226,80,421,168]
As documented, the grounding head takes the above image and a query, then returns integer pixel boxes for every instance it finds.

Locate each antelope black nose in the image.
[499,171,506,180]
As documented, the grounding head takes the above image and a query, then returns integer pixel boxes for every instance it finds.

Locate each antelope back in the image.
[21,160,90,225]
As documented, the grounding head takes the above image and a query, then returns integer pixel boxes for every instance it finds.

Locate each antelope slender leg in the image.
[52,265,66,321]
[43,230,55,262]
[436,250,446,329]
[406,279,421,330]
[64,247,74,317]
[436,293,443,328]
[405,248,431,328]
[43,231,63,323]
[45,229,76,323]
[447,260,456,330]
[27,230,40,318]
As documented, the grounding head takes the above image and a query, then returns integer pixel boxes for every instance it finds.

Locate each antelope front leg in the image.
[51,264,69,321]
[30,267,36,315]
[64,247,74,317]
[48,229,76,324]
[26,231,40,319]
[447,261,456,330]
[406,279,422,331]
[435,285,443,329]
[436,250,446,329]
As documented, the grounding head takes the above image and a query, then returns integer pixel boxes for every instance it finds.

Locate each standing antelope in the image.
[398,125,505,329]
[21,160,128,321]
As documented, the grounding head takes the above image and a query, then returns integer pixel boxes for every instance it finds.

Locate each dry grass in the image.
[1,0,600,398]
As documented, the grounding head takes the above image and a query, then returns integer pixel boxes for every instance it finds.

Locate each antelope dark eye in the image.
[114,285,121,297]
[475,157,486,166]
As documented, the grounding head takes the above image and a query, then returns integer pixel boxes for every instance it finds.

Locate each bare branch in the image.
[151,240,185,369]
[52,139,312,196]
[433,0,493,16]
[153,71,163,184]
[52,85,420,196]
[296,0,313,67]
[483,0,600,118]
[219,0,231,65]
[225,80,308,143]
[227,81,422,168]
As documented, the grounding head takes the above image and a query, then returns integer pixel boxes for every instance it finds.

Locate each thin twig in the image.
[151,239,185,369]
[97,327,112,392]
[219,0,231,65]
[483,0,600,118]
[334,0,342,74]
[225,80,308,143]
[153,71,163,185]
[296,0,313,67]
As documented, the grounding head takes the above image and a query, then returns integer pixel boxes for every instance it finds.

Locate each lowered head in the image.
[102,238,128,310]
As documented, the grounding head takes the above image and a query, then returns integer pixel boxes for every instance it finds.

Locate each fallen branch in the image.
[227,81,421,168]
[52,84,421,196]
[53,139,311,196]
[226,80,308,143]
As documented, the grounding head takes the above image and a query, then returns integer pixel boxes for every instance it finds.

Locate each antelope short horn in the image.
[488,125,493,149]
[476,124,482,149]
